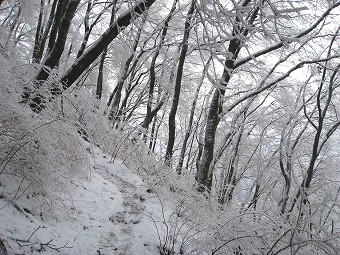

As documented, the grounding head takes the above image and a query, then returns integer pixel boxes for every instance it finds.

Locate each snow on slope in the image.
[0,144,166,255]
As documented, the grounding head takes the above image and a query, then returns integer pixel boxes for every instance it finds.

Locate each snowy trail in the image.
[94,161,149,254]
[0,144,163,255]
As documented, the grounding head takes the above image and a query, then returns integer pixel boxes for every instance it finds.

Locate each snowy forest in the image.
[0,0,340,254]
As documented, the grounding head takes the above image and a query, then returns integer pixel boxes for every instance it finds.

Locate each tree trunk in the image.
[195,49,237,191]
[141,97,166,130]
[95,2,117,100]
[35,0,58,64]
[176,65,205,174]
[60,0,157,89]
[149,114,158,150]
[195,0,259,192]
[217,123,244,205]
[165,0,195,164]
[28,0,80,111]
[140,0,178,132]
[76,0,92,58]
[286,31,340,218]
[108,13,146,122]
[46,0,67,56]
[76,0,116,58]
[32,0,45,63]
[120,71,149,124]
[29,0,156,111]
[36,0,80,82]
[96,50,106,99]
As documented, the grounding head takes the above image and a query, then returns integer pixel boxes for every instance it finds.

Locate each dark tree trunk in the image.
[108,13,146,122]
[36,0,80,82]
[165,0,195,164]
[46,0,67,55]
[248,182,260,210]
[35,0,58,64]
[217,124,244,205]
[195,48,238,191]
[285,33,340,218]
[149,113,158,150]
[95,2,117,100]
[195,0,259,192]
[176,67,205,174]
[77,1,117,59]
[141,97,166,130]
[30,0,156,111]
[60,0,157,89]
[27,0,79,111]
[143,58,156,130]
[140,0,178,131]
[32,0,45,63]
[116,69,150,127]
[120,70,149,124]
[107,47,145,116]
[96,50,106,99]
[76,0,92,58]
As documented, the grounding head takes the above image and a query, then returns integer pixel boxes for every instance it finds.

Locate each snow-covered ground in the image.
[0,144,167,255]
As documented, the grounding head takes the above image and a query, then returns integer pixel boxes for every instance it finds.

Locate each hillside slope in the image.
[0,144,165,255]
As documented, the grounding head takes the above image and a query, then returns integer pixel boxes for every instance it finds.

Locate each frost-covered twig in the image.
[16,225,73,252]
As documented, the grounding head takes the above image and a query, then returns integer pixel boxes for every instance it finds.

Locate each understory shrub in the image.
[0,52,89,216]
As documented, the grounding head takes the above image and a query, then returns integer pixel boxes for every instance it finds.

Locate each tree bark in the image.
[46,0,67,56]
[32,0,45,63]
[28,0,80,111]
[96,50,106,99]
[165,0,195,164]
[34,0,58,64]
[60,0,157,89]
[195,40,241,191]
[176,65,205,174]
[108,13,147,122]
[95,2,117,100]
[76,0,92,58]
[76,1,116,58]
[36,0,80,82]
[195,0,258,192]
[217,122,244,205]
[140,0,178,131]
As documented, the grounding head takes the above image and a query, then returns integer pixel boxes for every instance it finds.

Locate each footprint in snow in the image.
[95,164,148,254]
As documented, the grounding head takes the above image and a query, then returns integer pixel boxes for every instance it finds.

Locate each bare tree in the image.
[27,0,157,111]
[195,0,340,192]
[32,0,58,64]
[195,0,260,191]
[165,0,196,164]
[60,0,157,88]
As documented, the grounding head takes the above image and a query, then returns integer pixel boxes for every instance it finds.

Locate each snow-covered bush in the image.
[0,51,89,216]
